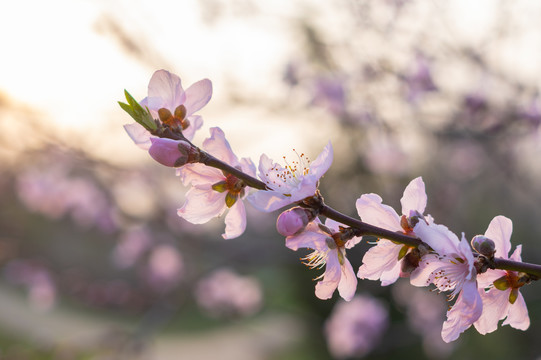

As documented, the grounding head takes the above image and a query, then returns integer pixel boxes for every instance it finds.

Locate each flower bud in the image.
[148,138,193,167]
[276,207,315,236]
[471,235,496,257]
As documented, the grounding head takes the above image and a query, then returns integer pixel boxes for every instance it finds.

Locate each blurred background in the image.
[1,0,541,359]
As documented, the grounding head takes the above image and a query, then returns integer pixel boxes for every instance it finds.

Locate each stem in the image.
[493,258,541,279]
[200,152,268,190]
[196,146,541,280]
[319,205,423,248]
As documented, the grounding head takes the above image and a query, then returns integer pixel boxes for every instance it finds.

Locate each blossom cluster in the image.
[121,70,534,344]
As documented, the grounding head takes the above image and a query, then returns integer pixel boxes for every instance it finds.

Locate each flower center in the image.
[158,105,190,130]
[225,173,245,196]
[264,150,311,192]
[302,248,330,280]
[429,255,469,300]
[211,173,246,208]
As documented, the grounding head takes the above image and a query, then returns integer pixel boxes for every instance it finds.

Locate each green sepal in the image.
[212,181,228,193]
[493,275,510,291]
[337,248,345,265]
[118,90,157,131]
[397,244,409,261]
[225,192,238,208]
[509,288,518,304]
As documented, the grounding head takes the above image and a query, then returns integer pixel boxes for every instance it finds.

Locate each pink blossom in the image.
[403,52,438,103]
[4,260,57,311]
[124,69,212,149]
[144,244,184,292]
[285,218,359,301]
[177,127,255,239]
[324,294,388,359]
[112,226,153,269]
[474,216,530,334]
[411,221,482,343]
[356,177,427,285]
[248,142,333,212]
[311,76,346,116]
[195,268,263,318]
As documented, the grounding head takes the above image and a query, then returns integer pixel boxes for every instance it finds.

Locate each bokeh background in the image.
[1,0,541,359]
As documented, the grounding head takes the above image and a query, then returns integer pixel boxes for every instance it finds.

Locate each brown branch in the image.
[193,144,541,280]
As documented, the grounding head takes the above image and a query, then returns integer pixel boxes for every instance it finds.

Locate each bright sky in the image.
[1,0,541,165]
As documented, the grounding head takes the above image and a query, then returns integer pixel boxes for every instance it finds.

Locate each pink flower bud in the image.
[148,138,192,167]
[276,207,313,236]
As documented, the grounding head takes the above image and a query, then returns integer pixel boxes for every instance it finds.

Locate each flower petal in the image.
[177,163,224,186]
[309,141,333,180]
[202,127,239,166]
[286,228,328,252]
[222,199,247,239]
[337,257,357,301]
[502,291,530,330]
[474,287,510,334]
[509,244,522,262]
[240,157,257,178]
[409,253,444,287]
[177,186,226,224]
[146,69,186,111]
[400,176,427,215]
[441,280,482,343]
[315,250,341,300]
[413,221,460,257]
[124,123,153,150]
[182,115,204,141]
[356,193,401,232]
[357,240,402,286]
[247,190,292,212]
[476,268,506,288]
[484,215,512,258]
[184,79,213,116]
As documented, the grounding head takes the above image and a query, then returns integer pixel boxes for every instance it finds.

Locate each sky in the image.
[1,0,541,166]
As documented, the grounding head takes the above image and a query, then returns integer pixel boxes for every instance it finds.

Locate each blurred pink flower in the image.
[403,52,437,103]
[356,177,428,285]
[195,268,262,318]
[474,216,530,334]
[325,294,388,359]
[144,244,184,292]
[177,127,256,239]
[392,281,455,358]
[16,167,116,232]
[248,143,333,212]
[411,221,482,342]
[286,219,360,301]
[520,95,541,127]
[4,260,56,311]
[112,226,153,269]
[124,69,212,148]
[311,76,347,115]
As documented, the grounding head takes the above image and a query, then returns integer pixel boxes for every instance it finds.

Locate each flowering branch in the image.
[318,204,422,248]
[198,151,268,191]
[120,69,539,344]
[491,258,541,279]
[194,147,541,279]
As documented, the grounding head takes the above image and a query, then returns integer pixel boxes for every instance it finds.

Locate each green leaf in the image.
[119,90,157,131]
